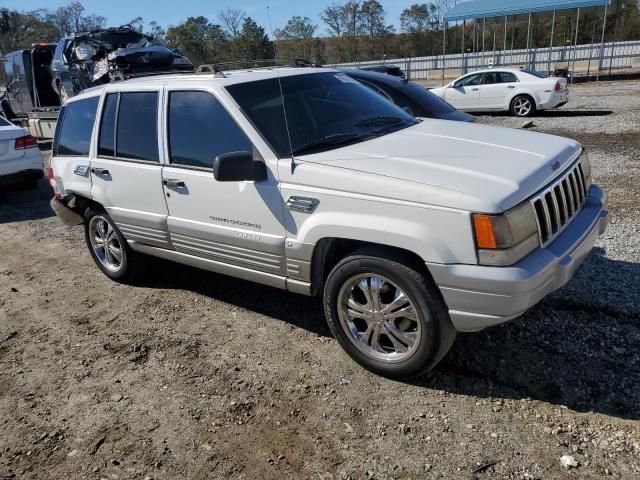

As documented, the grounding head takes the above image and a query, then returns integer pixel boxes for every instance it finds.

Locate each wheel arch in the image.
[309,237,437,296]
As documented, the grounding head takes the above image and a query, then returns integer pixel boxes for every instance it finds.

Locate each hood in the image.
[298,120,581,212]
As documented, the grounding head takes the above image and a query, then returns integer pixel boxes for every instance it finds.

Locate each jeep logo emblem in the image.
[550,161,561,171]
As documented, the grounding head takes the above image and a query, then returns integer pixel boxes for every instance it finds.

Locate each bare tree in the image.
[218,8,245,39]
[320,4,346,61]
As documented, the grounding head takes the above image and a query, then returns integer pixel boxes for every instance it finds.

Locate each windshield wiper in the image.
[353,115,406,127]
[292,133,365,156]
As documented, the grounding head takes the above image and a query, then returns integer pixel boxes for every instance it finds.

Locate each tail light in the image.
[15,134,38,149]
[48,166,61,199]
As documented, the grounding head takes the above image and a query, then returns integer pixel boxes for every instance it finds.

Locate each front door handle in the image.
[472,87,480,91]
[91,167,110,175]
[163,178,185,188]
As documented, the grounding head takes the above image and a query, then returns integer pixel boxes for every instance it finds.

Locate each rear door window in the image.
[54,96,99,156]
[116,92,159,162]
[499,72,518,83]
[168,90,253,169]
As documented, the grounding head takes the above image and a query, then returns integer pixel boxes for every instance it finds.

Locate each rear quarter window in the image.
[54,96,99,156]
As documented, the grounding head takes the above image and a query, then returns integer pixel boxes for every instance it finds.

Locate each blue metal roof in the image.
[444,0,610,21]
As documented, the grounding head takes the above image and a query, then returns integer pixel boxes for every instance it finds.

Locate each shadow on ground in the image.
[0,179,54,224]
[140,247,640,421]
[477,109,613,118]
[2,180,638,419]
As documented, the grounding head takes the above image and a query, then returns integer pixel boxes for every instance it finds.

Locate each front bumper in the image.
[428,185,608,332]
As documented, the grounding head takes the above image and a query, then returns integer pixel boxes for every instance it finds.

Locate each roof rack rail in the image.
[195,58,322,75]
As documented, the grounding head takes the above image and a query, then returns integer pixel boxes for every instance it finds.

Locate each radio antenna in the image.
[266,5,296,173]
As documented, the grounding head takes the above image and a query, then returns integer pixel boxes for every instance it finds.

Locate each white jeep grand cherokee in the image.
[49,68,608,378]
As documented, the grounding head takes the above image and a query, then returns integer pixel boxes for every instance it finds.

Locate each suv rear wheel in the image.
[323,251,456,379]
[84,207,142,283]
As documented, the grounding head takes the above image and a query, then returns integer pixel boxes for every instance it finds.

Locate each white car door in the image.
[478,71,519,110]
[90,89,171,249]
[444,73,483,110]
[160,88,287,277]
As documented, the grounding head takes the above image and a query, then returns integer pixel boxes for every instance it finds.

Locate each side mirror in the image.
[213,151,267,182]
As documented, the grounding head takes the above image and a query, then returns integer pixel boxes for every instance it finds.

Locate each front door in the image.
[160,88,287,277]
[445,72,483,110]
[478,71,518,110]
[90,89,170,249]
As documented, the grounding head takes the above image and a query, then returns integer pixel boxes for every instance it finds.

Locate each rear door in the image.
[445,73,482,110]
[160,87,287,277]
[90,88,170,248]
[478,71,518,110]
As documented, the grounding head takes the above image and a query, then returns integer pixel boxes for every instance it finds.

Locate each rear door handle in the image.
[507,85,516,89]
[91,167,110,175]
[163,178,185,188]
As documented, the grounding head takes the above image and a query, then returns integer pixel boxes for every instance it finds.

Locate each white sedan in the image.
[430,68,569,117]
[0,116,43,189]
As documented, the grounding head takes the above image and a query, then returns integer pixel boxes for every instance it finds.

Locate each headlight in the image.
[580,150,592,190]
[472,201,539,266]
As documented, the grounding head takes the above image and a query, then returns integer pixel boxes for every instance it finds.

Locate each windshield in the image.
[404,85,457,116]
[226,71,417,157]
[521,69,547,79]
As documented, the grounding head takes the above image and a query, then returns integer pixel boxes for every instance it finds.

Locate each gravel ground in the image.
[0,80,638,480]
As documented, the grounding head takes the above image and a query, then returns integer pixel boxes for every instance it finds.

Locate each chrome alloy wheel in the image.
[513,96,533,116]
[337,274,422,363]
[89,215,123,273]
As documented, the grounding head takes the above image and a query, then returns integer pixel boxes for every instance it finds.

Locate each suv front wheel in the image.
[84,207,142,283]
[323,251,456,379]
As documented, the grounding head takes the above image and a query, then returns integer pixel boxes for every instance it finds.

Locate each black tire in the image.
[323,250,456,379]
[510,94,536,117]
[83,206,143,283]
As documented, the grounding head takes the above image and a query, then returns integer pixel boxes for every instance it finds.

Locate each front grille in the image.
[531,159,589,247]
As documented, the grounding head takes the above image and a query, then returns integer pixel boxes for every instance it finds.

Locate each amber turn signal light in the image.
[473,214,498,249]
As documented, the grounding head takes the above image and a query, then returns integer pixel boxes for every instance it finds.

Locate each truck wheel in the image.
[510,95,535,117]
[84,207,143,283]
[323,251,456,379]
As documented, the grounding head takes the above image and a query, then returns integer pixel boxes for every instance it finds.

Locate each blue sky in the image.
[5,0,449,33]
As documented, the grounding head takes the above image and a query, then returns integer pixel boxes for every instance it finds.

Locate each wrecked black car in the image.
[50,25,193,101]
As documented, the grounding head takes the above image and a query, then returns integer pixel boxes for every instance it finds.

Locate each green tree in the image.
[166,16,229,66]
[46,1,105,35]
[129,16,144,33]
[400,3,438,56]
[274,16,318,60]
[234,17,274,60]
[0,8,59,54]
[146,21,166,42]
[359,0,394,58]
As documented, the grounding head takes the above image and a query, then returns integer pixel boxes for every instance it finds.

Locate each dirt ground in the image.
[0,80,639,480]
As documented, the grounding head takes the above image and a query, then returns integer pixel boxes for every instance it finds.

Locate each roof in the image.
[444,0,610,21]
[66,67,332,103]
[341,69,409,86]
